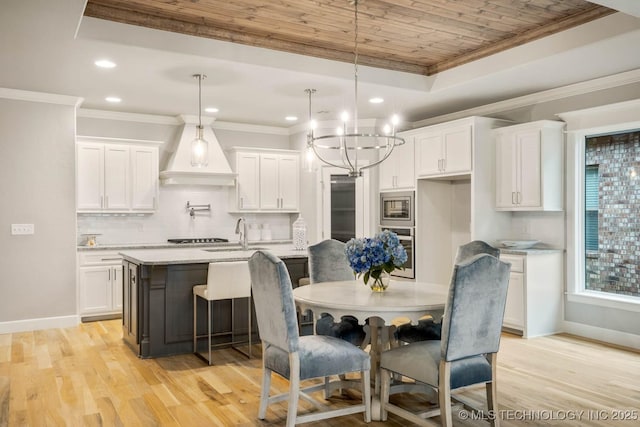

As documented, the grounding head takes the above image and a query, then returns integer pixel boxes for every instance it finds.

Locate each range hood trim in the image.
[159,170,236,186]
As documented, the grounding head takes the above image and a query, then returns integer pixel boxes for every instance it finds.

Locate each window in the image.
[584,131,640,297]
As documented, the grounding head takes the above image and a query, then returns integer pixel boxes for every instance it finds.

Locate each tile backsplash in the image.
[77,186,293,245]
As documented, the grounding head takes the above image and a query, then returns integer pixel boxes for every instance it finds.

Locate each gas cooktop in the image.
[167,238,229,244]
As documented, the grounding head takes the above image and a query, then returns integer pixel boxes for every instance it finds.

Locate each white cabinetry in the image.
[228,148,300,212]
[234,152,260,210]
[500,251,563,338]
[76,137,160,213]
[494,120,564,211]
[415,123,472,178]
[414,117,512,285]
[379,134,415,190]
[78,251,123,319]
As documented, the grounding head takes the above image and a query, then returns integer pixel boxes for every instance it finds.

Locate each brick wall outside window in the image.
[585,131,640,297]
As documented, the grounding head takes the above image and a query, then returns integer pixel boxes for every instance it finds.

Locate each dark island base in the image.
[122,258,310,358]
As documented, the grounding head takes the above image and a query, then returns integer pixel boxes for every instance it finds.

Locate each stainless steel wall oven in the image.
[380,226,415,279]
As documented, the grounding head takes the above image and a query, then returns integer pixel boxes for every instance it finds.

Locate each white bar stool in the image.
[193,261,253,365]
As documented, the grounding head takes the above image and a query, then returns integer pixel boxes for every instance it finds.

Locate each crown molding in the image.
[77,108,182,125]
[410,69,640,128]
[212,120,289,135]
[0,87,83,107]
[77,108,289,135]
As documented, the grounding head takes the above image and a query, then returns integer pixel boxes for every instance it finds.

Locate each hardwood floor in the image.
[1,320,639,426]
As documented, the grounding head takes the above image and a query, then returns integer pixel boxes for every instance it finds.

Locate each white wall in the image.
[0,97,77,328]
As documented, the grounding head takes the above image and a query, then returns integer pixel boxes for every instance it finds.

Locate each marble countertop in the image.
[499,247,564,255]
[77,239,292,251]
[118,242,307,265]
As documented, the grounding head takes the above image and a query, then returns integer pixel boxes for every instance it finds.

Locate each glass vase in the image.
[369,271,390,292]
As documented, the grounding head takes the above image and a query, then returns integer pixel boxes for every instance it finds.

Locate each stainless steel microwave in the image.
[380,191,414,227]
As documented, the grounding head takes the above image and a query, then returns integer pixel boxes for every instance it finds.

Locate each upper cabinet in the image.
[493,120,564,211]
[228,147,300,213]
[415,123,472,178]
[379,134,415,190]
[76,137,160,213]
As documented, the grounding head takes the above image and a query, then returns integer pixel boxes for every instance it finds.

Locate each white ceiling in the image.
[1,0,640,129]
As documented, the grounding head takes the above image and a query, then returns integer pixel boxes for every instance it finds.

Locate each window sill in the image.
[567,291,640,313]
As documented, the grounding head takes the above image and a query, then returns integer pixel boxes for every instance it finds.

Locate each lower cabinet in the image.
[500,251,563,338]
[122,257,308,358]
[78,251,123,319]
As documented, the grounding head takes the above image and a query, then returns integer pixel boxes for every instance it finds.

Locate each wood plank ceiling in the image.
[84,0,614,75]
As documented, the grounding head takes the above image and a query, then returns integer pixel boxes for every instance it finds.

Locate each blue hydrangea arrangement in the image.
[345,230,408,286]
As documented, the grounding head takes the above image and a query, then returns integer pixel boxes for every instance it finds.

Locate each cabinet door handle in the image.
[101,257,122,261]
[442,158,446,171]
[511,192,516,205]
[517,192,521,204]
[108,269,111,281]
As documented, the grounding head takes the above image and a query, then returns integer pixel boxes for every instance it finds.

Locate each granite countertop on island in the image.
[77,239,293,251]
[118,242,307,265]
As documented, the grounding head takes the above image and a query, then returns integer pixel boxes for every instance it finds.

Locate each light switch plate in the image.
[11,224,34,235]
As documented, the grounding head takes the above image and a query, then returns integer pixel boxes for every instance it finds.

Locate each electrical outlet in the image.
[11,224,34,235]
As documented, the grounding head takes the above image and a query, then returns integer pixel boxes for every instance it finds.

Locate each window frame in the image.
[560,101,640,313]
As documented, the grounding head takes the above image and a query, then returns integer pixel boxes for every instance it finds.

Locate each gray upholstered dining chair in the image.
[395,240,500,343]
[307,239,366,347]
[248,250,371,426]
[380,253,511,427]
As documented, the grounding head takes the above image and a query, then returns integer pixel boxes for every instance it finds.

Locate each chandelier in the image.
[191,73,209,167]
[305,0,404,178]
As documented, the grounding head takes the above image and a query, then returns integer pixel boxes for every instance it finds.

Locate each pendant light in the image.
[191,73,209,167]
[305,0,404,178]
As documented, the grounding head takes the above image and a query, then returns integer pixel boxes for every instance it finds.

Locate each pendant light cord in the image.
[197,74,202,128]
[354,0,359,134]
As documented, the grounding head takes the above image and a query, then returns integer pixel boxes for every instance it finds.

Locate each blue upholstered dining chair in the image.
[395,240,500,344]
[248,250,371,426]
[380,253,511,427]
[307,239,366,347]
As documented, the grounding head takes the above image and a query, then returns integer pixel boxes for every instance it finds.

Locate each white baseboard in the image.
[0,315,80,334]
[562,320,640,350]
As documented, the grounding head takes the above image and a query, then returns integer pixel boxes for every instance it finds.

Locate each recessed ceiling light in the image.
[285,116,298,121]
[105,96,121,103]
[369,97,384,104]
[95,59,116,68]
[205,107,219,113]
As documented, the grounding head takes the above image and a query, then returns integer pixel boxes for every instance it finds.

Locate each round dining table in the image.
[292,279,449,420]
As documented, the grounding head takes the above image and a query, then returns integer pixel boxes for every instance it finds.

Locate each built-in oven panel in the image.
[380,191,414,228]
[380,226,414,279]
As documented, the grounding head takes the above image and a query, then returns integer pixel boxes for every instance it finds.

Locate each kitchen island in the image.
[119,244,308,358]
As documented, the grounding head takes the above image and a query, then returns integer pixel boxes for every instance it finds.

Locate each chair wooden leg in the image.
[362,369,371,423]
[286,354,301,427]
[438,360,453,427]
[486,353,500,427]
[379,367,390,421]
[258,353,271,419]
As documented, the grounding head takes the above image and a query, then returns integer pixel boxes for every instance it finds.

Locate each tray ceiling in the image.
[84,0,615,76]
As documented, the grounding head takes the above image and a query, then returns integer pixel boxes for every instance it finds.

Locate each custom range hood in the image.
[160,115,236,186]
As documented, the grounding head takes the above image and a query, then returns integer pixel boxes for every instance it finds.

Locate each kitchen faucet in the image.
[235,217,248,250]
